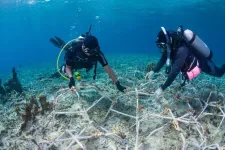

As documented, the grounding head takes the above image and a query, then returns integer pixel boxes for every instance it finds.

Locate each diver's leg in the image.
[203,60,225,77]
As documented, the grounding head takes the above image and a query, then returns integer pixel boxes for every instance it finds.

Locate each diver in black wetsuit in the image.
[145,26,225,96]
[50,35,126,92]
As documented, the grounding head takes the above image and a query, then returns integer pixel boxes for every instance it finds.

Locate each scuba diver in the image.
[145,26,225,96]
[49,30,126,92]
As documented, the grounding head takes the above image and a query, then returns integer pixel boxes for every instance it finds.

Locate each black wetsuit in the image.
[65,41,108,70]
[153,43,225,90]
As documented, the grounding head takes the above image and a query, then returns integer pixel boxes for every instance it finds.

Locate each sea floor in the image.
[0,54,225,150]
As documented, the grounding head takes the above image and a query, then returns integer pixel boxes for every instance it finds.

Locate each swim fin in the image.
[49,36,65,48]
[220,64,225,76]
[55,36,65,46]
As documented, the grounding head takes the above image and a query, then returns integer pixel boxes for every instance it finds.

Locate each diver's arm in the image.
[66,65,73,78]
[104,65,118,83]
[98,51,126,92]
[153,51,167,73]
[66,65,76,89]
[104,65,126,92]
[161,46,189,90]
[98,51,117,82]
[65,49,75,78]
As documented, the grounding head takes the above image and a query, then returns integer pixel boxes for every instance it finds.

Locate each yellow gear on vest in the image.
[75,71,82,81]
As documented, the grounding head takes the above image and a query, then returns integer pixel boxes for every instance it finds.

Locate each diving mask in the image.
[83,46,100,55]
[156,42,167,53]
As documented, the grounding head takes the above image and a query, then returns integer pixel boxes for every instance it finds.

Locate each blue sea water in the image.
[1,1,225,149]
[0,0,225,75]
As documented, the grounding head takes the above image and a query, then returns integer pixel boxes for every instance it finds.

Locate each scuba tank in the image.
[178,26,213,60]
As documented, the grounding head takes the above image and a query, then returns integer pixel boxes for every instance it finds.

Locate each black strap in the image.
[187,33,196,45]
[165,66,171,74]
[180,72,189,87]
[93,61,98,80]
[180,78,187,87]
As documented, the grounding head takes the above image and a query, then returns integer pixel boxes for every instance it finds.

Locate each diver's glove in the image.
[115,81,126,92]
[49,36,66,48]
[154,87,164,97]
[69,77,75,89]
[145,71,154,79]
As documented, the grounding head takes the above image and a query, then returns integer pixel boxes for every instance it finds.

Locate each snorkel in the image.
[161,27,172,74]
[87,24,92,36]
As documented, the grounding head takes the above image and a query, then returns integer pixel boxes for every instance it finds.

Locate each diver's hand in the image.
[154,87,164,97]
[115,81,126,92]
[145,71,154,79]
[69,77,75,89]
[71,86,76,92]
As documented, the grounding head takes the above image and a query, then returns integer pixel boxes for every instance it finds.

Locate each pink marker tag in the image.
[187,66,201,80]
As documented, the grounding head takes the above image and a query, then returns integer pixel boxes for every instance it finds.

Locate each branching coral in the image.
[1,56,225,150]
[19,96,40,131]
[146,62,156,72]
[4,67,23,94]
[38,94,50,115]
[0,79,6,96]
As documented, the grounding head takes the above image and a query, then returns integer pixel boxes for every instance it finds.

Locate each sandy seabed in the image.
[0,54,225,150]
